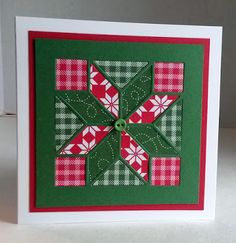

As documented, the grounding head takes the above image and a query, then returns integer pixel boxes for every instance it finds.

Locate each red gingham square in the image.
[152,157,180,186]
[55,157,86,186]
[154,62,184,92]
[56,59,87,90]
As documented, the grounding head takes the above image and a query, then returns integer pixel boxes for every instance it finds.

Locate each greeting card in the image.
[16,17,222,223]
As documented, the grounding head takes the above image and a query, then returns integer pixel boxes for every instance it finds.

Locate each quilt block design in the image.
[55,60,184,187]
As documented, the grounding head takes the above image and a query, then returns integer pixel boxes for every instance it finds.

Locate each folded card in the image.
[16,17,222,224]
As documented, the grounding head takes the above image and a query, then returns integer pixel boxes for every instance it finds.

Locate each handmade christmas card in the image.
[16,17,222,224]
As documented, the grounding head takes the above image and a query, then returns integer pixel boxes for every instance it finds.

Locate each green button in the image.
[114,119,127,132]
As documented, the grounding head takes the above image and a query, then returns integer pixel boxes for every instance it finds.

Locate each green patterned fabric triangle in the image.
[55,97,84,151]
[126,124,177,156]
[93,160,144,186]
[94,61,148,88]
[59,91,114,125]
[122,66,152,118]
[155,100,182,150]
[88,131,119,181]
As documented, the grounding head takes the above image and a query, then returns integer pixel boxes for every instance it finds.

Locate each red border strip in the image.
[29,31,209,212]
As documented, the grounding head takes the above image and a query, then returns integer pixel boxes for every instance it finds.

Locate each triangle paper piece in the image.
[155,100,182,150]
[94,60,148,88]
[55,97,84,151]
[93,160,144,186]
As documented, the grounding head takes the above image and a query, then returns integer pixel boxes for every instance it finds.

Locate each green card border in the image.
[29,31,209,212]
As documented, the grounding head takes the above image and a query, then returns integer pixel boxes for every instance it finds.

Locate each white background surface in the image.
[0,116,236,242]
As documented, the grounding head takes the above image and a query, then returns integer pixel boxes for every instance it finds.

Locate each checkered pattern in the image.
[155,101,182,150]
[56,59,87,90]
[55,97,84,151]
[55,157,86,186]
[152,157,180,186]
[154,62,184,92]
[93,160,144,186]
[94,61,148,88]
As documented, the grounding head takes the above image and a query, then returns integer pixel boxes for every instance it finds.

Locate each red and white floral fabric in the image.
[60,126,112,155]
[128,95,178,123]
[90,65,119,118]
[121,131,149,181]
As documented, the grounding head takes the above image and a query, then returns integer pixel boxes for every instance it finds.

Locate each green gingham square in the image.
[93,160,144,186]
[55,97,84,151]
[94,61,148,88]
[155,101,182,150]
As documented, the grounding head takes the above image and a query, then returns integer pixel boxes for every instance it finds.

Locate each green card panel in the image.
[35,38,203,207]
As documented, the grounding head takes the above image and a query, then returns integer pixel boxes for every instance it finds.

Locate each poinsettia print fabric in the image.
[128,95,178,123]
[60,126,113,155]
[90,64,119,118]
[121,131,149,181]
[55,60,184,187]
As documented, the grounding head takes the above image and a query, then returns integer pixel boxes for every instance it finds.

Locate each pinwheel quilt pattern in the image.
[55,59,184,187]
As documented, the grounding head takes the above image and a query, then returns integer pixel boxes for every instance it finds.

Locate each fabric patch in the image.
[126,124,177,156]
[154,62,184,92]
[94,60,148,88]
[55,157,86,186]
[60,126,112,154]
[155,100,182,150]
[128,95,178,123]
[90,64,119,118]
[151,157,180,186]
[122,66,152,119]
[55,97,84,151]
[121,131,149,181]
[88,131,119,181]
[56,59,87,90]
[59,91,114,125]
[93,160,144,186]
